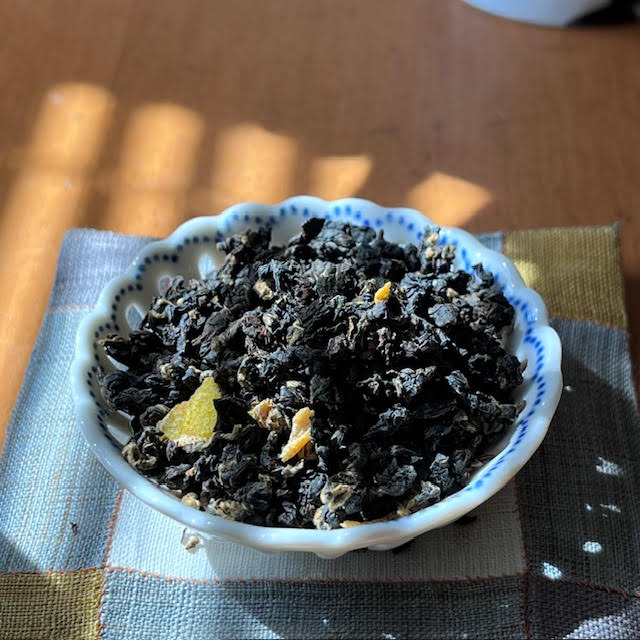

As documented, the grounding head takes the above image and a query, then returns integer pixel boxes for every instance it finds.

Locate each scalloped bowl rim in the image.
[71,196,562,557]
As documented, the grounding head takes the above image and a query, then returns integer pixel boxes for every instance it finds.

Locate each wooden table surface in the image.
[0,1,639,448]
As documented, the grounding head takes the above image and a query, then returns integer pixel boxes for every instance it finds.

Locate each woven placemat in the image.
[1,225,638,640]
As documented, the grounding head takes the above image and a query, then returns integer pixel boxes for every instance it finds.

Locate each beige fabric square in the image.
[0,569,103,640]
[503,227,626,328]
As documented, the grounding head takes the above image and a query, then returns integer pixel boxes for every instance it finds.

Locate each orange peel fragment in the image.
[280,407,314,462]
[374,281,392,303]
[158,377,221,447]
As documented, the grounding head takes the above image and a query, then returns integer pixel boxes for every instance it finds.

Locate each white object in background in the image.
[463,0,614,27]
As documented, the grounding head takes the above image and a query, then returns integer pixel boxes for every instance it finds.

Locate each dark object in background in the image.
[98,219,523,529]
[463,0,638,27]
[571,0,640,25]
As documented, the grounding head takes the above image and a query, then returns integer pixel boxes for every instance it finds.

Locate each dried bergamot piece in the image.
[158,377,221,448]
[374,281,392,303]
[280,407,314,462]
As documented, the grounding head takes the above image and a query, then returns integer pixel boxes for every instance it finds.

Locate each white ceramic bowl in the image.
[71,196,562,558]
[463,0,608,27]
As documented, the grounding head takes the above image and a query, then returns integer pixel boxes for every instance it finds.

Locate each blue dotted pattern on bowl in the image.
[437,231,546,493]
[461,301,545,491]
[91,204,550,487]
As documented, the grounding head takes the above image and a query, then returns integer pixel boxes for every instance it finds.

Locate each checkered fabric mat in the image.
[1,225,639,639]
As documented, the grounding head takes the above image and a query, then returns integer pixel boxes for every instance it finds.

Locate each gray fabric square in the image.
[517,317,640,593]
[529,578,640,639]
[102,571,525,640]
[0,311,119,571]
[49,229,153,307]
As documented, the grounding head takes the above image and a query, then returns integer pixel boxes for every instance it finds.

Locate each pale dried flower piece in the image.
[253,279,275,300]
[281,458,305,477]
[159,363,173,380]
[122,441,139,465]
[248,398,275,427]
[181,492,200,509]
[280,407,314,462]
[286,319,305,345]
[396,480,441,517]
[180,528,202,552]
[313,506,329,530]
[248,398,287,433]
[374,281,392,303]
[183,535,200,551]
[320,481,352,512]
[211,499,247,520]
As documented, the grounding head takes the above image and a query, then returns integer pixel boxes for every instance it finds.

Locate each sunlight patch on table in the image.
[541,562,562,580]
[407,171,492,226]
[0,83,114,412]
[104,103,204,231]
[1,83,114,242]
[595,456,623,477]
[210,123,297,207]
[582,541,603,554]
[309,154,372,199]
[600,503,621,514]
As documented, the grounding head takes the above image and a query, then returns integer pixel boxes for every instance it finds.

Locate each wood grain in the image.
[0,0,639,447]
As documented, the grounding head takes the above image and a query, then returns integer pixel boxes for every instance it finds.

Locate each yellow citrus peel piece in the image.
[374,281,392,303]
[280,407,314,462]
[159,377,221,447]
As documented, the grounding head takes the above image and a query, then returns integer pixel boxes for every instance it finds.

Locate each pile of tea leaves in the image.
[99,219,523,529]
